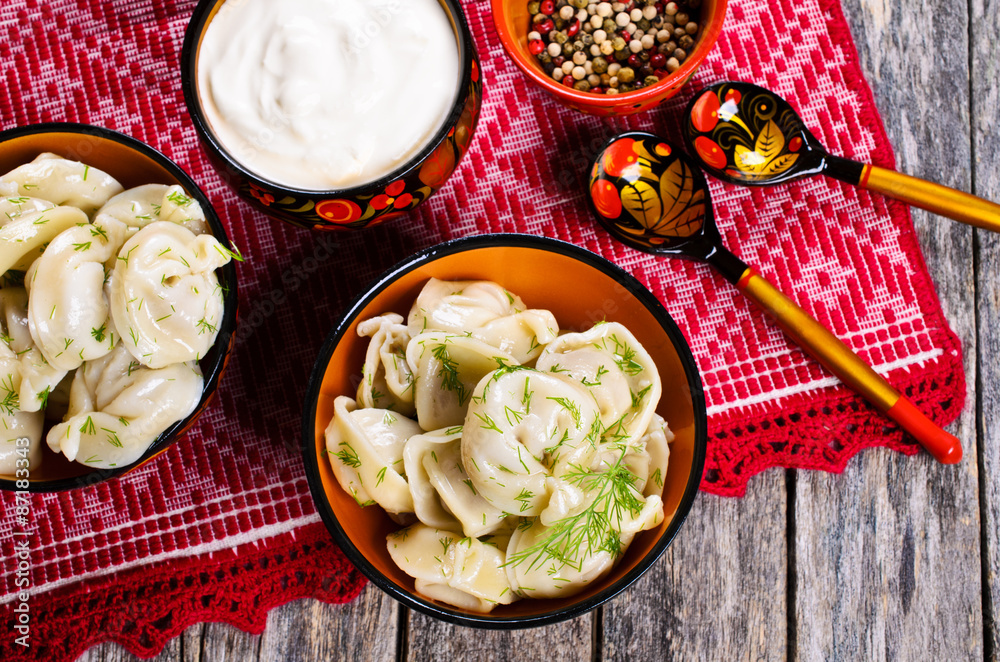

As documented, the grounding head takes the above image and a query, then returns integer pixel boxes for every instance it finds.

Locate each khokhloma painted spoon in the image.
[683,80,1000,233]
[588,131,961,464]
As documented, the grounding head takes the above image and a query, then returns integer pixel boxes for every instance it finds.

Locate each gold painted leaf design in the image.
[755,120,785,161]
[733,144,767,171]
[656,159,706,238]
[621,180,662,229]
[761,153,799,177]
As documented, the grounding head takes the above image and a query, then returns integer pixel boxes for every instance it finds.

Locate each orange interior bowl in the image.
[0,123,239,492]
[490,0,728,116]
[302,234,706,627]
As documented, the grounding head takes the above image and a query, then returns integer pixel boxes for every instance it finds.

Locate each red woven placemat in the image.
[0,0,963,659]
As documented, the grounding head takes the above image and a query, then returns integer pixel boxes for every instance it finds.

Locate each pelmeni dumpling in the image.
[0,206,90,275]
[403,426,507,538]
[387,524,517,613]
[324,396,421,513]
[109,221,231,368]
[461,367,602,517]
[536,322,661,442]
[95,184,210,235]
[408,278,559,364]
[0,287,68,412]
[46,342,203,469]
[0,153,123,216]
[622,413,672,498]
[0,195,55,225]
[0,409,45,474]
[406,332,516,430]
[356,313,415,416]
[504,517,627,599]
[26,215,128,371]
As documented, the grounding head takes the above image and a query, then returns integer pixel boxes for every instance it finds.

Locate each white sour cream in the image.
[197,0,461,190]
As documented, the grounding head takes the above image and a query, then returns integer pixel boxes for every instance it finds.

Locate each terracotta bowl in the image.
[180,0,482,231]
[491,0,727,117]
[302,234,706,627]
[0,123,239,492]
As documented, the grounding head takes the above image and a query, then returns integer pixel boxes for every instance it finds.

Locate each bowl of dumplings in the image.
[302,234,707,627]
[0,123,239,492]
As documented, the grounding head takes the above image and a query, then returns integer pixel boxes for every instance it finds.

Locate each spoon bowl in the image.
[683,81,1000,232]
[589,131,961,464]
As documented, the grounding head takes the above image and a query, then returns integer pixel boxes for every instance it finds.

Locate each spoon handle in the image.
[735,266,962,464]
[859,164,1000,232]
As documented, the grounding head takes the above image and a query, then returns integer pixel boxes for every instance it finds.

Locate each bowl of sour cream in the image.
[181,0,482,230]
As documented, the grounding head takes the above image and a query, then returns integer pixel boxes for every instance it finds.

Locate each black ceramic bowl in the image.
[0,123,239,492]
[181,0,482,231]
[302,234,707,627]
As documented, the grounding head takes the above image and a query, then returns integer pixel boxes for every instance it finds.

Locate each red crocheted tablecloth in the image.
[0,0,964,659]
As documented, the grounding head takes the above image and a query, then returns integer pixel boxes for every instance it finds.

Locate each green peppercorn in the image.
[553,31,569,44]
[611,36,626,51]
[574,79,591,91]
[563,43,576,55]
[538,52,553,64]
[637,18,651,31]
[580,33,594,46]
[617,66,635,83]
[619,82,635,92]
[614,48,629,61]
[644,74,659,86]
[592,56,609,73]
[528,1,541,14]
[603,18,617,32]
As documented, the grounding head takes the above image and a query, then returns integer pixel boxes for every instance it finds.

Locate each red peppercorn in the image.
[553,56,565,66]
[540,0,554,15]
[650,53,666,69]
[562,75,576,87]
[628,53,642,68]
[567,18,580,36]
[656,68,669,79]
[529,39,546,55]
[536,17,555,34]
[655,2,664,11]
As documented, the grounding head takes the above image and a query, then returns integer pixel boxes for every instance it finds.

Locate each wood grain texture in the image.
[258,590,399,662]
[794,1,985,661]
[602,470,788,661]
[971,0,1000,659]
[404,611,593,661]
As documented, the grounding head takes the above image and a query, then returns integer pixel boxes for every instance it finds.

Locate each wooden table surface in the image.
[79,0,999,659]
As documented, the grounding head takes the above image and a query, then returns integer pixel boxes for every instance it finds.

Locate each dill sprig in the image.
[503,445,646,573]
[431,342,469,405]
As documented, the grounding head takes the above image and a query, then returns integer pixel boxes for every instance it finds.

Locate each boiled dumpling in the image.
[109,221,231,368]
[46,342,203,469]
[0,153,123,216]
[324,395,421,513]
[406,332,516,430]
[0,195,55,226]
[26,216,128,371]
[461,367,602,517]
[387,523,517,613]
[403,426,507,537]
[0,409,45,474]
[356,313,415,416]
[407,278,559,364]
[95,184,210,235]
[0,206,90,275]
[504,516,625,599]
[0,287,68,412]
[536,322,661,442]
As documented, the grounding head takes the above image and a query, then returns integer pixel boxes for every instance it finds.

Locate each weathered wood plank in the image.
[970,0,1000,658]
[405,610,593,661]
[257,589,399,662]
[602,470,788,661]
[76,637,181,662]
[793,1,984,660]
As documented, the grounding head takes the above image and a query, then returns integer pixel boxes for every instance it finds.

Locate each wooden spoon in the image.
[588,131,961,464]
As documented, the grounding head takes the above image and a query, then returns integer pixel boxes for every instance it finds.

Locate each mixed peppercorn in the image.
[527,0,703,94]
